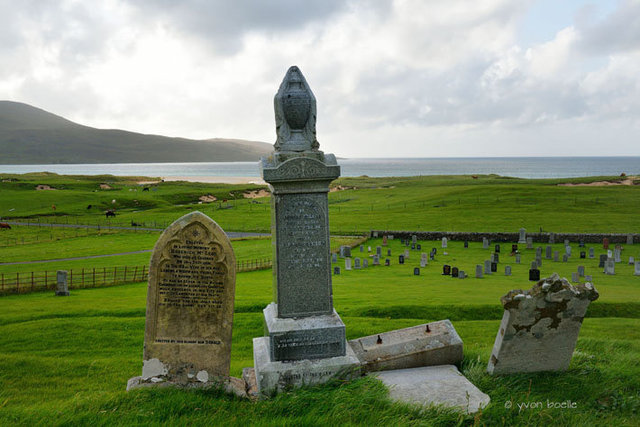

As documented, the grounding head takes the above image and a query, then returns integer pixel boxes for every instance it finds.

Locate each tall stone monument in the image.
[252,66,359,396]
[128,211,236,389]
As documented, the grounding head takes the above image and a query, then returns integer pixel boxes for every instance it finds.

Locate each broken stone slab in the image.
[242,367,259,401]
[348,320,463,373]
[252,336,360,398]
[127,375,247,399]
[370,365,490,414]
[487,273,599,375]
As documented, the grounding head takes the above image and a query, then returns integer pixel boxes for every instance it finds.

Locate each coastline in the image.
[156,176,266,185]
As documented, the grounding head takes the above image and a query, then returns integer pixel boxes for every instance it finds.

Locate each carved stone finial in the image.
[274,66,319,152]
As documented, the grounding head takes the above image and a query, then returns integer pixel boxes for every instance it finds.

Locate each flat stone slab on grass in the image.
[371,365,490,414]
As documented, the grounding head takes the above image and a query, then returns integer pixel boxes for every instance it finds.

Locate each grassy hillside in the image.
[0,173,639,425]
[0,101,272,163]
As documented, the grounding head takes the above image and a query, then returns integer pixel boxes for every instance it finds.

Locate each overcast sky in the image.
[1,0,639,158]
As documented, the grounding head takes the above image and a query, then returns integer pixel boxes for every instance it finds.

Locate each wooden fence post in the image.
[16,272,19,293]
[31,271,34,291]
[93,268,96,287]
[82,268,85,287]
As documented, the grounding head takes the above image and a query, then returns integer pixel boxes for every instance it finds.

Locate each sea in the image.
[0,157,638,179]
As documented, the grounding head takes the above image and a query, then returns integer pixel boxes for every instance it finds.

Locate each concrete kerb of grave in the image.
[348,320,463,373]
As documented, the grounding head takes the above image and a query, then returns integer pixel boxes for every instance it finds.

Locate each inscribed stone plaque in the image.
[143,211,236,382]
[274,192,331,317]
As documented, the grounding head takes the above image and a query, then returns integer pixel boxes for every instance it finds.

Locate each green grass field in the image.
[1,173,639,425]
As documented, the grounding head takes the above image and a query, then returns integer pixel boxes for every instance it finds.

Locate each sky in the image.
[0,0,639,158]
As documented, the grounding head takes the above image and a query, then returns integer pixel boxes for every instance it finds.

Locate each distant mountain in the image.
[0,101,273,164]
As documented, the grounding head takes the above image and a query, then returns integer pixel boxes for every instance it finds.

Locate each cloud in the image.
[0,0,638,157]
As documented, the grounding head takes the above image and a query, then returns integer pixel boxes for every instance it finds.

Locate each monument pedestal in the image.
[263,303,347,361]
[253,336,360,397]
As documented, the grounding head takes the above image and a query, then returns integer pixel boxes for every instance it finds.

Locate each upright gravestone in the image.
[548,233,555,244]
[442,237,448,248]
[128,211,236,390]
[345,258,352,270]
[604,259,615,275]
[252,66,359,396]
[382,235,388,246]
[487,274,598,374]
[354,258,361,269]
[578,265,585,277]
[635,261,640,276]
[630,256,635,265]
[599,254,607,268]
[627,234,634,245]
[614,247,621,263]
[545,246,552,259]
[554,251,559,262]
[332,253,337,263]
[504,266,511,276]
[475,265,483,278]
[518,228,527,244]
[334,267,340,275]
[565,245,572,257]
[515,253,521,264]
[482,238,489,249]
[484,260,492,274]
[526,237,533,249]
[55,270,69,296]
[603,238,609,250]
[589,248,594,259]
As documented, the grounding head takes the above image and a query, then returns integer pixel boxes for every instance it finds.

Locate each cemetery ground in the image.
[0,173,639,425]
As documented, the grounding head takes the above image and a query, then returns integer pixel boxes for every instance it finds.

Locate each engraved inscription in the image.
[276,193,332,316]
[153,222,229,342]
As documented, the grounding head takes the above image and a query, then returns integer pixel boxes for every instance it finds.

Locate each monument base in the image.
[252,336,360,398]
[126,375,247,398]
[264,303,347,361]
[55,291,70,296]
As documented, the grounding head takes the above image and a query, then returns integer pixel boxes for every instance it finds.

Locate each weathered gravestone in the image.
[604,259,615,275]
[578,265,585,277]
[360,245,364,252]
[518,228,527,244]
[334,267,340,275]
[487,273,598,374]
[529,268,540,281]
[603,238,609,249]
[554,251,559,262]
[614,246,621,263]
[562,254,568,263]
[128,211,236,390]
[382,235,388,246]
[332,253,337,263]
[545,246,552,259]
[385,258,391,266]
[589,248,594,258]
[484,260,491,274]
[414,267,420,276]
[442,265,451,276]
[354,258,361,269]
[571,272,579,282]
[363,259,369,268]
[627,234,634,245]
[548,233,555,244]
[635,261,640,276]
[482,238,489,249]
[399,255,405,264]
[252,66,359,397]
[505,266,511,276]
[580,251,586,259]
[630,256,635,265]
[476,265,483,278]
[491,262,497,272]
[373,255,380,265]
[55,270,69,296]
[526,237,533,249]
[515,253,521,264]
[442,237,448,248]
[345,258,352,270]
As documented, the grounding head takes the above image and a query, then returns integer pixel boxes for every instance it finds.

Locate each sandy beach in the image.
[153,176,266,185]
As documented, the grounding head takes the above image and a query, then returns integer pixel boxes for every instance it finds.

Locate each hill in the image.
[0,101,273,163]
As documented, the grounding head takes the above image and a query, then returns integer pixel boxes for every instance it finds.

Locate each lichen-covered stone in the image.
[487,273,598,374]
[130,211,236,388]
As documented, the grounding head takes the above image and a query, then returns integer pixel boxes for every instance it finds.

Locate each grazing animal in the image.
[51,204,56,210]
[0,223,11,229]
[142,187,150,192]
[471,175,478,180]
[87,204,92,210]
[131,221,141,227]
[105,210,116,218]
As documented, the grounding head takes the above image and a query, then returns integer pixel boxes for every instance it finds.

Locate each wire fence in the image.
[0,258,272,296]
